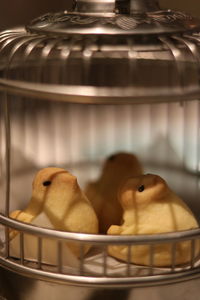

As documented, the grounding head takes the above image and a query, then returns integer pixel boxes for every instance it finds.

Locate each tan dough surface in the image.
[107,174,200,267]
[10,167,99,258]
[85,152,143,233]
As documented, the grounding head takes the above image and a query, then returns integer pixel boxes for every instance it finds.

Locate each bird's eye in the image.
[138,185,145,192]
[109,154,116,161]
[43,181,51,186]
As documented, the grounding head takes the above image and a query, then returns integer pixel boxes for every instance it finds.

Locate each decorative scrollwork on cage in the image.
[29,10,193,32]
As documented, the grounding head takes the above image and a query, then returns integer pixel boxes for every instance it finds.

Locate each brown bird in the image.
[85,152,143,233]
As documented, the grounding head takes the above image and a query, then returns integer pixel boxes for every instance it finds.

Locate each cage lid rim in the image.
[0,78,200,104]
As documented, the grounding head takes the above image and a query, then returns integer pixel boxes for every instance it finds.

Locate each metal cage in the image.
[0,1,200,299]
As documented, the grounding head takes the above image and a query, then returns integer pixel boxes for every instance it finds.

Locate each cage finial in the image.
[74,0,160,13]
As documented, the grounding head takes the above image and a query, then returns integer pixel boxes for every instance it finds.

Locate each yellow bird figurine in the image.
[10,167,99,259]
[107,174,200,267]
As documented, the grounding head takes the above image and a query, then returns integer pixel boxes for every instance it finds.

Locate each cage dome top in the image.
[27,0,200,36]
[0,0,200,104]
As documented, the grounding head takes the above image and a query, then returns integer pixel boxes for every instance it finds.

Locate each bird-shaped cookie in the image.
[10,167,99,260]
[85,152,143,233]
[107,174,200,267]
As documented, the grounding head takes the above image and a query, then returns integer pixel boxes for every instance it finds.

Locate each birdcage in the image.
[0,0,200,299]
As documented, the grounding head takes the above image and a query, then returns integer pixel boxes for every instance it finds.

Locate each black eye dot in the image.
[43,181,51,187]
[109,154,116,161]
[138,185,145,192]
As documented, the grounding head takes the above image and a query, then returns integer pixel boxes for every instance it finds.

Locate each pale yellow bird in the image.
[107,174,200,267]
[10,167,99,259]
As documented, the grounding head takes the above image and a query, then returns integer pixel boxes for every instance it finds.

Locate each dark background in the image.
[0,0,200,30]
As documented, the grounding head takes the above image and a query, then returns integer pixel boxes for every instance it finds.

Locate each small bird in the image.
[85,152,143,233]
[10,167,99,258]
[107,174,200,267]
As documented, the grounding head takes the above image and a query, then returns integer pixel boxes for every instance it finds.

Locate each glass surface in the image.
[0,97,199,220]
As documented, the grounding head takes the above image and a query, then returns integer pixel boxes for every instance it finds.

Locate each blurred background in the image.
[0,0,200,31]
